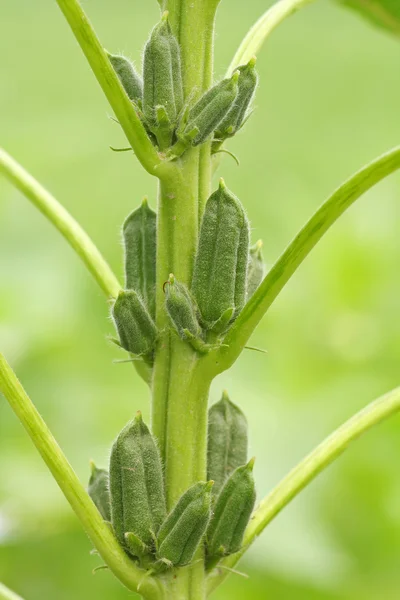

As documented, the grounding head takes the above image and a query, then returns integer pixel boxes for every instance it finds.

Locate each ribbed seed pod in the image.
[206,459,256,564]
[157,481,213,566]
[214,57,258,146]
[207,391,248,496]
[109,412,166,551]
[180,72,239,147]
[165,273,202,340]
[191,179,250,330]
[112,290,157,356]
[247,240,265,300]
[123,198,156,318]
[142,12,183,147]
[88,462,111,522]
[107,53,143,104]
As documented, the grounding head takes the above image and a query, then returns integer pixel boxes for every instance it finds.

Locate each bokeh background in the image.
[1,0,400,598]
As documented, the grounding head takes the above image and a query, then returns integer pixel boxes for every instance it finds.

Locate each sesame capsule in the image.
[107,53,143,104]
[112,290,157,357]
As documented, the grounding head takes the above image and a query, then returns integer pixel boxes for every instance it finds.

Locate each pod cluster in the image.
[88,392,255,572]
[107,12,258,156]
[88,412,214,571]
[164,179,266,352]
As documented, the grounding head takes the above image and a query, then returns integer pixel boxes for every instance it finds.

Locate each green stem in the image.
[0,583,24,600]
[227,0,318,74]
[207,145,400,375]
[207,385,400,594]
[0,354,164,600]
[0,147,121,299]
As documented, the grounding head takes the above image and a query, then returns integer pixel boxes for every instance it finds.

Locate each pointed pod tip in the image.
[221,389,230,402]
[247,457,256,471]
[249,56,257,67]
[255,239,263,249]
[205,480,215,491]
[231,70,240,83]
[161,10,169,20]
[135,410,143,423]
[218,177,226,190]
[89,459,97,475]
[141,196,149,207]
[168,273,175,284]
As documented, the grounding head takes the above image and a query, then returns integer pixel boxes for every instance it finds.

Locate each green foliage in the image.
[206,459,256,565]
[123,198,157,319]
[339,0,400,37]
[87,462,111,522]
[111,290,157,357]
[107,53,143,104]
[207,391,248,497]
[109,412,166,553]
[191,179,250,331]
[246,240,266,300]
[156,482,213,566]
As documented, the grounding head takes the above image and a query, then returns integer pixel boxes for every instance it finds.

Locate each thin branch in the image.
[0,147,121,299]
[227,0,318,74]
[0,354,164,600]
[208,145,400,374]
[0,583,24,600]
[54,0,166,177]
[207,385,400,594]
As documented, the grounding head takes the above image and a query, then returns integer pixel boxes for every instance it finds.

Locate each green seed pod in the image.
[123,198,156,318]
[88,462,111,522]
[207,391,248,496]
[247,240,266,300]
[107,53,143,104]
[179,72,239,148]
[109,412,166,551]
[143,12,183,147]
[112,290,157,356]
[214,57,258,145]
[165,273,202,340]
[206,459,256,564]
[157,481,213,566]
[191,179,250,330]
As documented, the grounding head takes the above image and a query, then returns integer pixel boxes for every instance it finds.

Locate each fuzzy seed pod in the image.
[112,290,157,356]
[206,459,256,564]
[191,179,250,330]
[165,273,202,340]
[142,12,183,147]
[247,240,265,300]
[109,412,166,552]
[180,72,239,148]
[107,53,143,104]
[88,462,111,522]
[207,391,248,496]
[214,57,258,147]
[157,481,213,566]
[123,198,157,318]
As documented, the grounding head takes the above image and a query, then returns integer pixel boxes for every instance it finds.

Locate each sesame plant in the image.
[1,0,400,599]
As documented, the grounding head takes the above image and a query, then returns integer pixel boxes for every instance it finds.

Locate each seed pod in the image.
[157,481,213,566]
[123,198,156,318]
[109,412,166,551]
[165,273,202,340]
[191,179,250,330]
[107,53,143,104]
[214,57,258,145]
[88,462,111,522]
[179,72,239,148]
[247,240,265,300]
[143,12,183,146]
[206,459,256,564]
[112,290,157,356]
[207,391,248,496]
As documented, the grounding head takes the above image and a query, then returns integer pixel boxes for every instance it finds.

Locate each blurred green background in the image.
[1,0,400,598]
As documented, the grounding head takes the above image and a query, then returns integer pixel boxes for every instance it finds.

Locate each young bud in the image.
[247,240,266,300]
[191,179,250,330]
[107,53,143,104]
[165,274,202,340]
[143,12,183,148]
[112,290,157,356]
[157,481,213,566]
[123,198,157,318]
[207,391,248,496]
[88,462,111,522]
[206,459,256,565]
[110,412,167,552]
[214,57,258,148]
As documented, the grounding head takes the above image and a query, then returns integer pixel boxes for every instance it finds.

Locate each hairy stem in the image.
[0,147,121,299]
[207,385,400,594]
[0,354,164,600]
